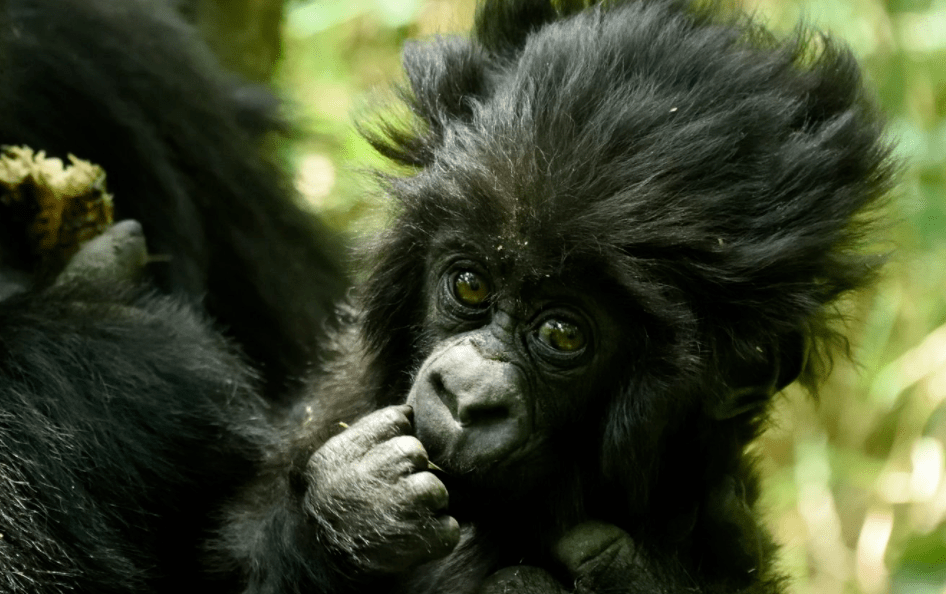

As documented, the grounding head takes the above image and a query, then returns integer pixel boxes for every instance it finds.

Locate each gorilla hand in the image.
[479,566,568,594]
[2,219,148,301]
[303,405,461,574]
[54,219,149,286]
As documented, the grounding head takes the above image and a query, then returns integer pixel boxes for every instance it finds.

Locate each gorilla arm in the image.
[0,217,266,591]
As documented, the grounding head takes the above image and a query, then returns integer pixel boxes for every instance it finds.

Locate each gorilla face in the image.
[406,240,623,490]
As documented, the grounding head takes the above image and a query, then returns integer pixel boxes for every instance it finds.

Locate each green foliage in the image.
[752,2,946,592]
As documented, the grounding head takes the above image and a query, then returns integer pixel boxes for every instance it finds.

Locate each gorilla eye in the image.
[536,318,586,353]
[452,270,490,307]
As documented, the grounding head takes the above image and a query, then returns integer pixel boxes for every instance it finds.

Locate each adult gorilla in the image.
[225,0,896,593]
[0,0,344,591]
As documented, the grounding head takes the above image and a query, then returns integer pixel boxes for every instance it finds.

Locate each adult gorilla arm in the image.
[0,281,268,593]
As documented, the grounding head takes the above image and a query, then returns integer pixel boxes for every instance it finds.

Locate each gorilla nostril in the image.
[430,372,445,395]
[427,358,519,426]
[458,404,510,427]
[429,372,458,418]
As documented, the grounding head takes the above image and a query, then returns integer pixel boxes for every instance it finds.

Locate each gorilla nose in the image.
[430,355,523,425]
[428,369,514,427]
[408,340,531,466]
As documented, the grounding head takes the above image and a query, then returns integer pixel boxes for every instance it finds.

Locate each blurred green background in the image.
[222,0,946,592]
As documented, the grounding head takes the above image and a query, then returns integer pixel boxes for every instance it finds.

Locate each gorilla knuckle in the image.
[373,406,412,435]
[389,435,427,466]
[433,515,461,550]
[403,471,448,509]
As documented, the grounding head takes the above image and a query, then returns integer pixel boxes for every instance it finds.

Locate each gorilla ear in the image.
[706,331,808,420]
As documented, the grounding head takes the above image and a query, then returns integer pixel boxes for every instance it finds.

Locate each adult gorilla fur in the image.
[0,0,345,591]
[0,0,346,400]
[225,0,896,593]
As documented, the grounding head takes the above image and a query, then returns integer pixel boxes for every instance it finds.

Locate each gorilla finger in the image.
[56,220,148,286]
[362,435,429,477]
[426,514,461,558]
[401,470,449,510]
[326,405,414,459]
[396,514,460,568]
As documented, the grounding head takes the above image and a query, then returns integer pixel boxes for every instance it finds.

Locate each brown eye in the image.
[537,319,586,352]
[453,270,490,307]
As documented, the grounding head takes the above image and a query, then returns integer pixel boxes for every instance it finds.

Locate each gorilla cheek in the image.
[406,340,532,471]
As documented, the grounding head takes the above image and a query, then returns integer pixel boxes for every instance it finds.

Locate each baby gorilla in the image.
[224,0,895,592]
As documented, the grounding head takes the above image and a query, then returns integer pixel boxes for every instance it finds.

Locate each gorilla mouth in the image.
[427,434,547,489]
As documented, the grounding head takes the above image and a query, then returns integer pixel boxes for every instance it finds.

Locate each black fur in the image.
[0,285,268,593]
[0,0,343,591]
[0,0,347,400]
[228,1,895,593]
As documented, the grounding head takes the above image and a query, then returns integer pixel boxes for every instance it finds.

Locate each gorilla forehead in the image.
[424,225,605,294]
[406,129,651,269]
[401,136,681,307]
[375,0,893,349]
